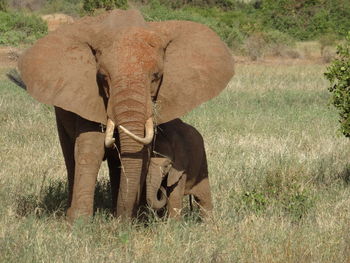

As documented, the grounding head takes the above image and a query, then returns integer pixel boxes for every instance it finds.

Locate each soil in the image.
[41,13,75,32]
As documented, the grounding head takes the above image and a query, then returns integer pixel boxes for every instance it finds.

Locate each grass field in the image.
[1,63,350,262]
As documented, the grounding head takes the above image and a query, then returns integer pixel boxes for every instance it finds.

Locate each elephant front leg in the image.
[167,174,186,219]
[67,123,105,223]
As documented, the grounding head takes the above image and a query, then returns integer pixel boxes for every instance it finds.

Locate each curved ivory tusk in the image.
[105,118,116,148]
[118,117,154,145]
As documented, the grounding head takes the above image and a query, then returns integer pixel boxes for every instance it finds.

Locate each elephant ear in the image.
[148,21,235,124]
[167,168,184,187]
[18,21,107,125]
[18,10,146,125]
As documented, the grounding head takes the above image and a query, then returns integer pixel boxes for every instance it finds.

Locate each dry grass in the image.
[1,63,350,262]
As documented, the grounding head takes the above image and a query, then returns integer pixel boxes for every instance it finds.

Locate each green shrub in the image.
[83,0,128,13]
[243,30,295,60]
[141,2,246,48]
[325,32,350,137]
[0,0,7,11]
[0,11,47,46]
[8,0,46,11]
[41,0,83,16]
[260,0,350,40]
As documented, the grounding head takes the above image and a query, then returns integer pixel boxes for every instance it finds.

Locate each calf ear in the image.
[167,168,184,187]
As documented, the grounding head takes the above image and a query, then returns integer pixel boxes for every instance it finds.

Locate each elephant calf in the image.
[146,119,213,218]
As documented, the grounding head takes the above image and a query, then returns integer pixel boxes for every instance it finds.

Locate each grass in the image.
[1,63,350,262]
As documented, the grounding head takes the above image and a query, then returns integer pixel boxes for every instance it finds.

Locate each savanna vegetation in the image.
[0,0,349,58]
[1,0,350,261]
[1,59,350,262]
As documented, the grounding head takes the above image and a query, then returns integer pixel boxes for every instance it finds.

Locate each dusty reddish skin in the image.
[18,9,234,222]
[147,119,213,219]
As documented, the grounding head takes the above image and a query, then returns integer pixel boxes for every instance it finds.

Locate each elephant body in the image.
[54,107,122,219]
[13,9,234,222]
[147,119,212,218]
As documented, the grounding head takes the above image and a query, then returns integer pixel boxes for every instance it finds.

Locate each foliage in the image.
[325,32,350,137]
[243,29,295,60]
[82,0,128,13]
[41,0,83,16]
[151,0,245,9]
[236,169,314,220]
[260,0,350,40]
[141,2,252,48]
[0,0,7,11]
[0,11,47,45]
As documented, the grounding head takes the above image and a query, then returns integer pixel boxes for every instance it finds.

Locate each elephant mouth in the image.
[105,117,154,147]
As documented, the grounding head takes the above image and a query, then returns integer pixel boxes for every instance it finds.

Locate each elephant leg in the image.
[55,107,76,207]
[190,157,213,218]
[106,150,121,214]
[191,177,213,218]
[167,173,186,219]
[188,153,213,218]
[67,116,105,222]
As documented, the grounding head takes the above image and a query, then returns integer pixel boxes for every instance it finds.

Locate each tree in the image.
[325,32,350,137]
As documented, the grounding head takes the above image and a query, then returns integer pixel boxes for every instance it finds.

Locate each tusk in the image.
[105,118,116,148]
[119,117,154,145]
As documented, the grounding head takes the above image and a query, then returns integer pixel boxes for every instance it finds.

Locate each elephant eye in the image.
[152,72,162,82]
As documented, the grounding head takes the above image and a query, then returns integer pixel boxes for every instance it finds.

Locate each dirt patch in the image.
[41,13,75,32]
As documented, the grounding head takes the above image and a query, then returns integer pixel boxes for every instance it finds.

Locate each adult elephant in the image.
[17,9,234,222]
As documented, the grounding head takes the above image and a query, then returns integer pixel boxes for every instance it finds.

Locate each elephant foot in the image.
[66,206,92,224]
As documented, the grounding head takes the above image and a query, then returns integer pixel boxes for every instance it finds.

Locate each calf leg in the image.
[191,158,213,218]
[192,177,213,218]
[167,173,186,219]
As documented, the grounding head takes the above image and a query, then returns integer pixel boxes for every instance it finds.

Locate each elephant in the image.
[144,119,212,219]
[14,9,234,222]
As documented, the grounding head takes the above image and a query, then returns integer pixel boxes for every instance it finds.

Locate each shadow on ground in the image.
[338,165,350,185]
[15,179,113,218]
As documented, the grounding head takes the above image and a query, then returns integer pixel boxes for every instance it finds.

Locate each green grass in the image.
[0,11,47,46]
[1,64,350,262]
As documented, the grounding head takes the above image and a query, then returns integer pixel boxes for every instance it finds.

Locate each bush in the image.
[82,0,128,13]
[260,0,350,40]
[41,0,83,16]
[8,0,45,11]
[243,30,295,60]
[0,11,47,46]
[141,2,247,48]
[325,32,350,137]
[0,0,7,11]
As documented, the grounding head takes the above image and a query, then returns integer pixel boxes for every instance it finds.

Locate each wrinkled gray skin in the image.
[146,119,213,218]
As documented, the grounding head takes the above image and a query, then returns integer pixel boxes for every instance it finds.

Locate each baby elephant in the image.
[146,119,213,218]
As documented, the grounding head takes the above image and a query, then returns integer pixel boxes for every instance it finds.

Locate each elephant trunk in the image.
[108,76,153,218]
[146,159,167,210]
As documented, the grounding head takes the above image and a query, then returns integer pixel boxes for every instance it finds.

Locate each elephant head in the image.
[18,9,234,218]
